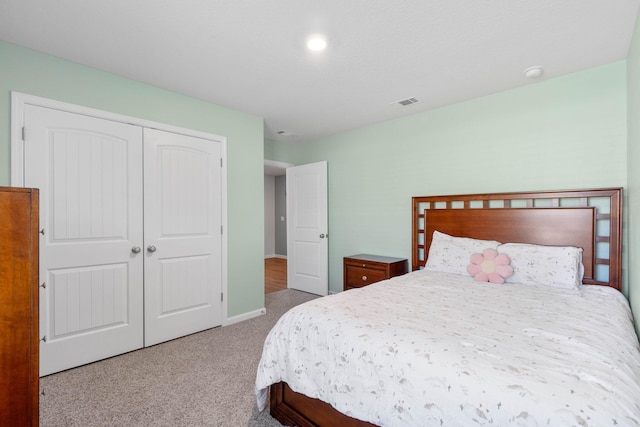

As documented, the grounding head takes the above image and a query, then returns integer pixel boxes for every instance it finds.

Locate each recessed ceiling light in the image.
[306,35,327,52]
[523,66,544,79]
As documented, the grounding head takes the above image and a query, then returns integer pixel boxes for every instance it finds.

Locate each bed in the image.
[255,188,640,426]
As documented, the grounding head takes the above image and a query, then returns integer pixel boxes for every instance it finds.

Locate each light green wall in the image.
[0,41,265,318]
[628,12,640,335]
[265,139,300,164]
[269,63,628,296]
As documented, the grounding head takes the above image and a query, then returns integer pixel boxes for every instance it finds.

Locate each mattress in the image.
[255,270,640,426]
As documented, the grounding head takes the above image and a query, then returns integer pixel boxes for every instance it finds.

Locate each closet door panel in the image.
[24,105,144,376]
[143,128,223,346]
[19,99,225,374]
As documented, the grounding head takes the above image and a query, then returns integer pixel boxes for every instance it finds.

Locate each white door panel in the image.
[143,128,222,346]
[24,105,144,376]
[50,265,129,336]
[21,104,224,374]
[286,161,328,296]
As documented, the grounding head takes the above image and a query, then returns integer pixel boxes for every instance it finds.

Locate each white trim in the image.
[264,159,293,169]
[11,91,227,182]
[11,91,229,328]
[220,137,229,326]
[224,307,266,326]
[10,92,26,186]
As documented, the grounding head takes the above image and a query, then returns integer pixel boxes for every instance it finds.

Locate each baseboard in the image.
[224,307,266,326]
[265,254,287,259]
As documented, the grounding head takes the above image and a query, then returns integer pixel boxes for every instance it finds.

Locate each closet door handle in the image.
[131,246,142,254]
[147,245,157,253]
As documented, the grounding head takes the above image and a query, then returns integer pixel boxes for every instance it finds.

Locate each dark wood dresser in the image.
[343,254,408,291]
[0,187,39,426]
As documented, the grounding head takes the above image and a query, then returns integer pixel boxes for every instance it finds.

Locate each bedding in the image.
[498,243,584,289]
[255,270,640,426]
[424,231,501,275]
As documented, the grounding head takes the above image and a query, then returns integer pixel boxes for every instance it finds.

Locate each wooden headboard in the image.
[412,188,623,290]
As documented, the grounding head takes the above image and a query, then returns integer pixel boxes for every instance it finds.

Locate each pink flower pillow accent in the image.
[467,248,514,284]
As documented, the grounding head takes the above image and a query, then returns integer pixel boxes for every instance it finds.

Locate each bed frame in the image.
[269,188,624,426]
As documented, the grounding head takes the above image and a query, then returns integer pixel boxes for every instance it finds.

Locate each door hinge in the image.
[221,225,223,235]
[221,293,224,302]
[22,126,26,141]
[220,158,223,167]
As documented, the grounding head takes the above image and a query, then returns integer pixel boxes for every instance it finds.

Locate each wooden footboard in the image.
[269,382,376,427]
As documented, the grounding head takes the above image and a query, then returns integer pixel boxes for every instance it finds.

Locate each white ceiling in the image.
[1,1,638,143]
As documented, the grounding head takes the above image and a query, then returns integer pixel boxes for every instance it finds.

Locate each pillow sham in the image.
[498,243,584,289]
[425,230,501,276]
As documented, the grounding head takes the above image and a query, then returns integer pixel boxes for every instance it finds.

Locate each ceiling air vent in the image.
[394,97,419,106]
[276,130,295,137]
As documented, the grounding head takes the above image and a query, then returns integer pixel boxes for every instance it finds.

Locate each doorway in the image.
[264,160,291,294]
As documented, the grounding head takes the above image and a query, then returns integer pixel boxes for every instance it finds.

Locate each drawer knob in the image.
[362,275,367,281]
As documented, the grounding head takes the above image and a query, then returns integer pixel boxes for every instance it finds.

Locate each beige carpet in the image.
[40,289,318,427]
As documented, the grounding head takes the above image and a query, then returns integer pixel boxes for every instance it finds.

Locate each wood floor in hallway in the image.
[265,257,287,294]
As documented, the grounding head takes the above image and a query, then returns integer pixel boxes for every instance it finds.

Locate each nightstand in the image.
[343,254,408,291]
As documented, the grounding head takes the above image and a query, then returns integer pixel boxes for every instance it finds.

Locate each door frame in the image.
[264,159,293,261]
[10,92,230,323]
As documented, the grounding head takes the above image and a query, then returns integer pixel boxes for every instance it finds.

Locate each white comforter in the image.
[255,270,640,426]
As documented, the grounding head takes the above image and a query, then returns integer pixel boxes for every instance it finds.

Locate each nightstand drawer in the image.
[343,254,408,291]
[345,265,387,288]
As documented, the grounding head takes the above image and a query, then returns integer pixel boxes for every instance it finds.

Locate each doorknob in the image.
[320,234,325,238]
[147,245,157,253]
[131,246,142,254]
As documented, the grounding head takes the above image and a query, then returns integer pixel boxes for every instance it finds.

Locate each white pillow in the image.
[498,243,584,289]
[425,231,501,276]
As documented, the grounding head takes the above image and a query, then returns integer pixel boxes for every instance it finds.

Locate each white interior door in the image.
[23,105,144,376]
[143,128,223,346]
[286,161,328,296]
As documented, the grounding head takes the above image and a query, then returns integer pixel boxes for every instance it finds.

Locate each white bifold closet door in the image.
[23,106,222,376]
